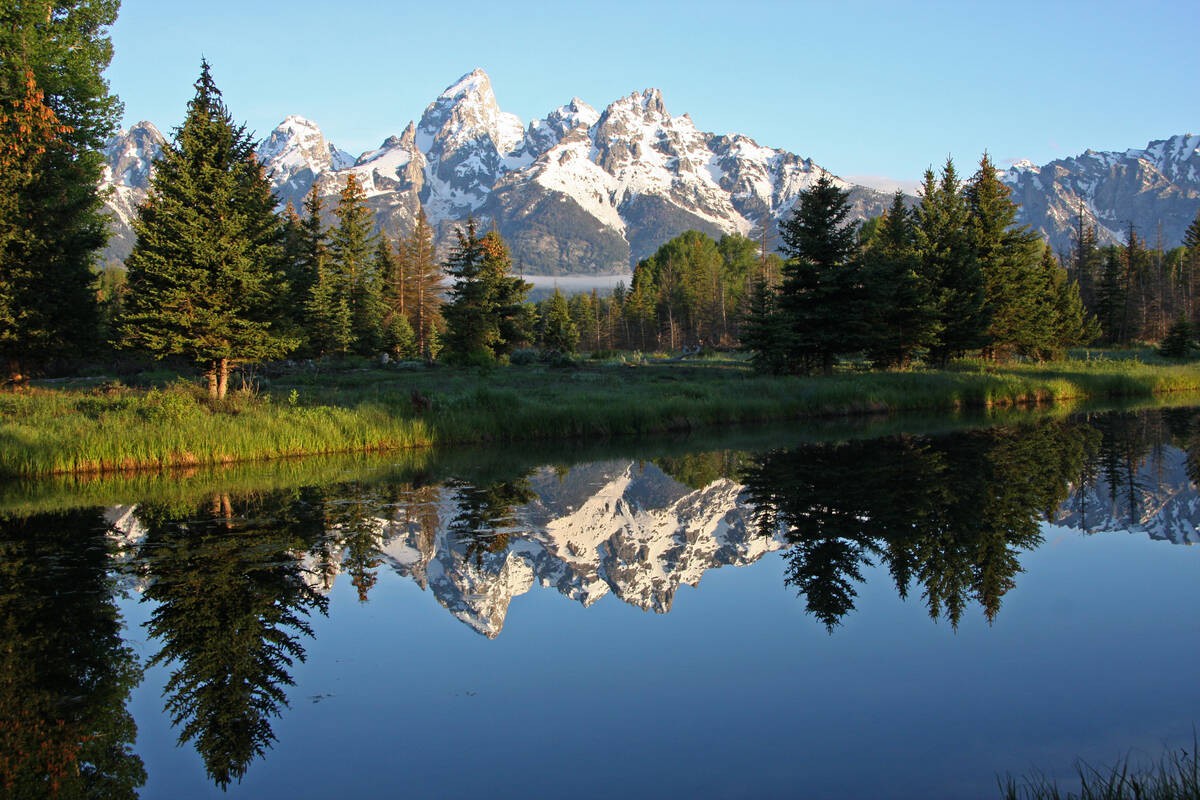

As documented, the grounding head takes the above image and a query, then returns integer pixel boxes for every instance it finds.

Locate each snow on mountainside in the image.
[99,121,165,265]
[256,114,354,210]
[98,68,892,275]
[1003,133,1200,253]
[99,69,1196,275]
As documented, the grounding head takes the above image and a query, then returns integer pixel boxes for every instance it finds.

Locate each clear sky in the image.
[107,0,1198,190]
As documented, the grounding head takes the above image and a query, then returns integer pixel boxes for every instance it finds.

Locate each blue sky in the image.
[108,0,1197,189]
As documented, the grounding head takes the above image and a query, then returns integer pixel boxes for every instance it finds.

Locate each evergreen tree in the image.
[1183,209,1200,323]
[328,174,382,354]
[568,291,600,352]
[539,288,579,353]
[776,174,863,374]
[400,207,444,360]
[1042,245,1099,357]
[916,160,986,365]
[0,1,121,382]
[967,153,1046,359]
[280,199,310,331]
[861,191,941,368]
[376,233,416,358]
[441,220,531,364]
[1158,316,1194,359]
[299,185,352,357]
[1070,206,1100,311]
[739,275,789,374]
[120,62,296,399]
[1094,246,1127,344]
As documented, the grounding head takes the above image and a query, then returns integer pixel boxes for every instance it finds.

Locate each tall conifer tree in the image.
[441,220,531,364]
[916,160,985,365]
[777,174,862,374]
[966,153,1045,359]
[120,61,296,398]
[401,207,444,360]
[0,0,121,382]
[328,174,382,354]
[862,191,941,368]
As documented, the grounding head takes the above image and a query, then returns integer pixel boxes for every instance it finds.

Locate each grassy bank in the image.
[5,354,1200,478]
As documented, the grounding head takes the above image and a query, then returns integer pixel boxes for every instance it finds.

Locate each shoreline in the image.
[4,357,1200,479]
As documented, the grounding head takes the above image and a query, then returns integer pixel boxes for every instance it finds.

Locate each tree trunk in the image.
[216,358,230,400]
[205,367,218,399]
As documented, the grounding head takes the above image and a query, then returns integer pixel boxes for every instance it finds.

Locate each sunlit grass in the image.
[5,353,1200,478]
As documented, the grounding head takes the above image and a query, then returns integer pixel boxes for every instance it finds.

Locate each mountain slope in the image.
[1003,134,1200,253]
[99,69,892,275]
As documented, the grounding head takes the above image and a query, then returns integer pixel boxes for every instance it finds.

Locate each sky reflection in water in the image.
[3,408,1199,799]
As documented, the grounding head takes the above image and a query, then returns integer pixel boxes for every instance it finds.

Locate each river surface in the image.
[3,407,1199,799]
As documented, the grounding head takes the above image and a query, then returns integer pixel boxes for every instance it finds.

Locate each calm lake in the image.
[3,407,1200,799]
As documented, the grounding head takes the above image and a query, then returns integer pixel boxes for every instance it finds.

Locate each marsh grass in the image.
[6,355,1200,478]
[1000,737,1200,799]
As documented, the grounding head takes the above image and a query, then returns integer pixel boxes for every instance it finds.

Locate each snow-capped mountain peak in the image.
[257,115,354,208]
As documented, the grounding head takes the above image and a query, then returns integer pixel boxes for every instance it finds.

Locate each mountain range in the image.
[97,68,1199,274]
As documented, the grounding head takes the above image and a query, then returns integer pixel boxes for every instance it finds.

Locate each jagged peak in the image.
[438,67,493,101]
[398,120,418,148]
[127,120,164,139]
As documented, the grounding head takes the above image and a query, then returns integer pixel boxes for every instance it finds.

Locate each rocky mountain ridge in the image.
[1002,134,1200,254]
[98,68,892,274]
[98,69,1199,274]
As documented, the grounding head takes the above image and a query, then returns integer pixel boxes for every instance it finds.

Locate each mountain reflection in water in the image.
[3,407,1200,795]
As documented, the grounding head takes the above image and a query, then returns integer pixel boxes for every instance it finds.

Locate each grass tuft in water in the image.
[999,737,1200,800]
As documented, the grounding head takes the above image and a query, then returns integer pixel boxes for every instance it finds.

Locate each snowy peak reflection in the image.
[368,460,775,638]
[1057,409,1200,544]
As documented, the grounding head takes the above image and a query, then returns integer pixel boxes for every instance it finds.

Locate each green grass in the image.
[6,353,1200,478]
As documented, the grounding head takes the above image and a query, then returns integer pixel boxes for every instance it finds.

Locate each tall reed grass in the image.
[5,356,1200,478]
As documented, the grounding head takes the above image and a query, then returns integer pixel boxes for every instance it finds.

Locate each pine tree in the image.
[0,1,121,382]
[539,288,579,354]
[329,174,382,354]
[1183,209,1200,323]
[400,207,444,361]
[1042,245,1099,357]
[777,173,862,374]
[1158,316,1194,359]
[120,62,297,399]
[299,185,352,356]
[376,233,417,358]
[739,275,789,374]
[861,191,942,368]
[1070,206,1100,310]
[916,160,985,365]
[1094,246,1127,345]
[441,220,531,365]
[280,199,310,331]
[967,153,1045,360]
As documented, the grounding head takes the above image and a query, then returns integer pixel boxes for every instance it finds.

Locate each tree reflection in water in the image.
[0,509,145,799]
[741,419,1097,629]
[135,491,328,788]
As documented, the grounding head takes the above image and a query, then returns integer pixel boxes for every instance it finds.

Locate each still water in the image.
[3,408,1200,799]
